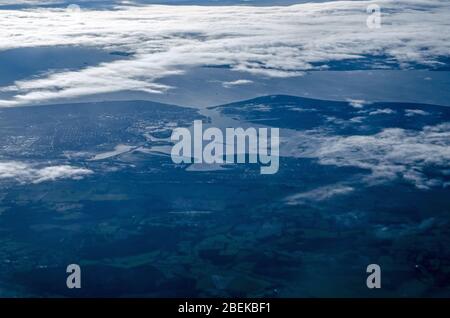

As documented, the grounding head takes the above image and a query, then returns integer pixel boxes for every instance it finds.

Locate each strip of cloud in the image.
[0,0,62,4]
[0,161,93,184]
[285,122,450,190]
[222,79,254,88]
[405,109,430,117]
[285,184,354,205]
[368,108,396,115]
[0,0,449,106]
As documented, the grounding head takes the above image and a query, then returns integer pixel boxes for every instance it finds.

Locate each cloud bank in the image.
[0,162,93,184]
[0,0,449,106]
[288,123,450,190]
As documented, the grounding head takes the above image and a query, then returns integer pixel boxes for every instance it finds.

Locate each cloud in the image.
[0,0,449,106]
[347,99,371,109]
[0,161,93,184]
[405,109,430,117]
[349,116,365,123]
[222,79,253,88]
[285,184,354,205]
[287,122,450,190]
[33,165,93,183]
[0,0,61,4]
[368,108,396,115]
[0,0,102,5]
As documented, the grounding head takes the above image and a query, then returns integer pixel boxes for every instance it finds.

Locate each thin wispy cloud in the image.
[0,0,61,4]
[405,109,430,117]
[285,184,354,205]
[368,108,396,115]
[0,0,449,106]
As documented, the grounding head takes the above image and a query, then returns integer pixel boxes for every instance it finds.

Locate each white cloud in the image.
[0,161,93,184]
[33,165,93,183]
[0,0,61,4]
[405,109,430,117]
[222,79,253,88]
[285,122,450,190]
[285,184,354,205]
[349,116,365,123]
[368,108,396,115]
[0,0,449,106]
[347,99,371,109]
